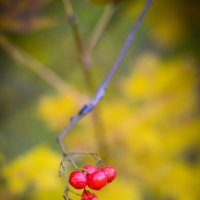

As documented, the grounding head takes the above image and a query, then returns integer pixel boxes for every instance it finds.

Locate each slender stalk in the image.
[62,0,108,158]
[57,0,153,154]
[62,0,82,53]
[101,0,152,89]
[86,4,117,159]
[0,35,69,95]
[62,0,93,89]
[87,4,116,54]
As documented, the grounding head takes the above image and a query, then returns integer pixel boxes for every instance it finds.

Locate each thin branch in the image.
[63,0,94,95]
[62,0,83,54]
[57,0,153,154]
[0,35,69,95]
[87,4,116,54]
[62,0,108,158]
[101,0,152,89]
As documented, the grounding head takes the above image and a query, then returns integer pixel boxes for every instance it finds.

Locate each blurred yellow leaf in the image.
[38,88,85,130]
[98,178,141,200]
[2,145,62,194]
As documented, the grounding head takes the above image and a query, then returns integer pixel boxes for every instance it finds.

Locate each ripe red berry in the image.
[69,170,87,189]
[83,165,97,174]
[87,170,107,190]
[101,166,117,183]
[81,190,98,200]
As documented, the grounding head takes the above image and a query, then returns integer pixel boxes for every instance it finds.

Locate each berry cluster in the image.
[69,165,117,200]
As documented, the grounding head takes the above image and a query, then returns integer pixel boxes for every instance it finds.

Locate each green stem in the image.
[87,4,116,54]
[62,0,108,158]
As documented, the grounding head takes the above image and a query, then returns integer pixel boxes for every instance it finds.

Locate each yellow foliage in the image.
[121,53,160,99]
[2,145,63,194]
[158,163,200,200]
[38,89,84,130]
[85,52,200,199]
[101,101,132,132]
[122,53,197,100]
[29,188,65,200]
[98,178,141,200]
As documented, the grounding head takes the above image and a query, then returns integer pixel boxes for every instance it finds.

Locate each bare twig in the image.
[62,0,93,89]
[62,0,108,158]
[87,4,116,54]
[85,3,116,160]
[62,0,83,55]
[57,0,153,154]
[0,35,69,95]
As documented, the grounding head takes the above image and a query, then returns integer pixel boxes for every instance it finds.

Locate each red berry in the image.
[81,190,98,200]
[83,165,97,174]
[69,170,87,189]
[87,170,107,190]
[101,166,117,183]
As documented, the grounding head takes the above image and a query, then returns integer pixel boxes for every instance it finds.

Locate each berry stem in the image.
[62,152,105,167]
[63,187,81,200]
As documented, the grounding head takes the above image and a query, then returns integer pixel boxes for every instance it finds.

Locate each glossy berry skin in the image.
[83,165,97,174]
[101,166,117,183]
[81,190,98,200]
[88,170,107,190]
[69,170,87,189]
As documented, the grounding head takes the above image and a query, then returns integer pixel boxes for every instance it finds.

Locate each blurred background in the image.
[0,0,200,199]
